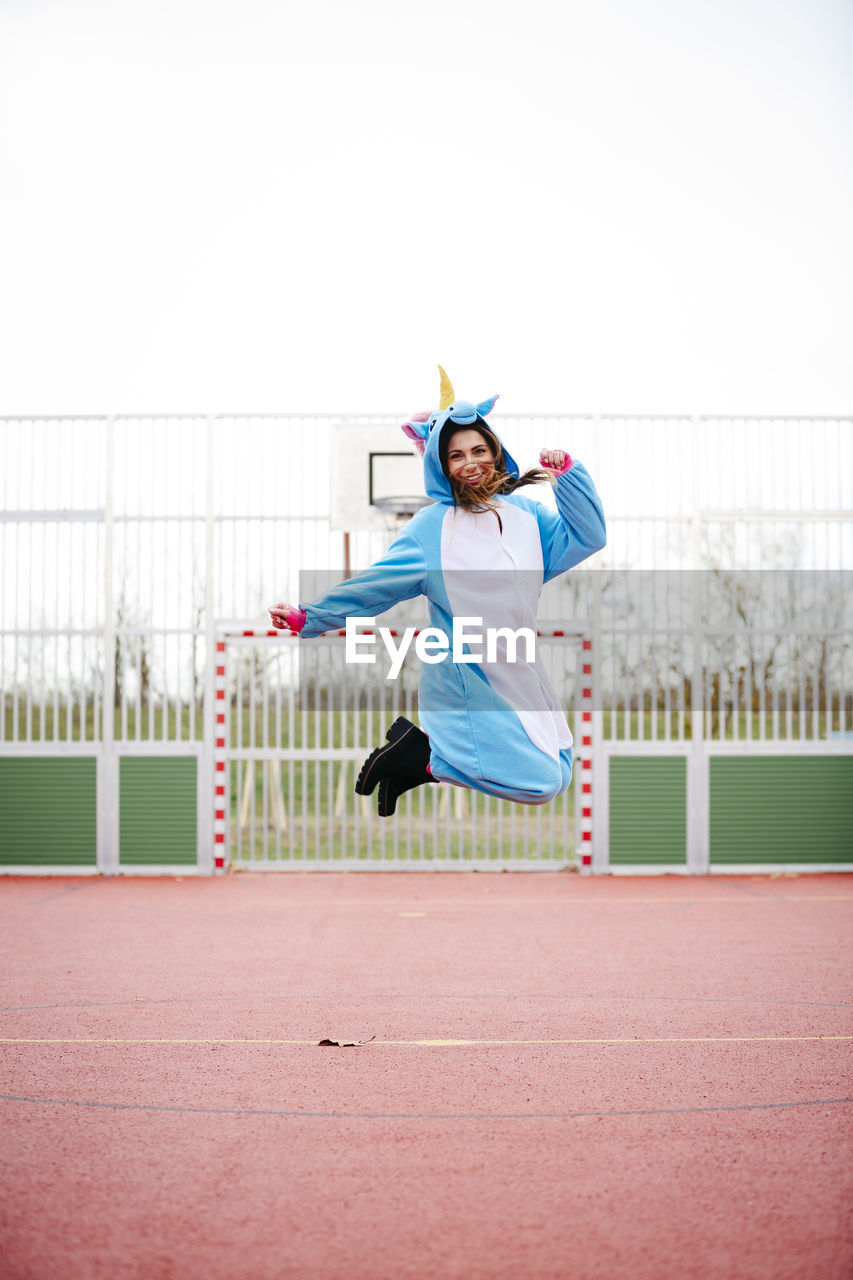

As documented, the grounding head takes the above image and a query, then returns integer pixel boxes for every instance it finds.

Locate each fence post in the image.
[689,415,709,873]
[97,416,119,874]
[199,416,217,873]
[588,416,605,874]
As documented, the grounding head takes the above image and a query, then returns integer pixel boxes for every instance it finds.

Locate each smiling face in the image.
[444,428,498,487]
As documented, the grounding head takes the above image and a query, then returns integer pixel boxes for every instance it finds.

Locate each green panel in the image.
[610,756,687,865]
[119,756,197,865]
[0,757,97,865]
[711,756,853,864]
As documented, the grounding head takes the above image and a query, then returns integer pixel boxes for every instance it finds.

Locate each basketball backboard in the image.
[330,423,430,532]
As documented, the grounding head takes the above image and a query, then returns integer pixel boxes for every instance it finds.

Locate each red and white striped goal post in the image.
[213,628,594,871]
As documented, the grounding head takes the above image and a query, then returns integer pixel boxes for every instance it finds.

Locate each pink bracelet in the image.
[285,606,307,633]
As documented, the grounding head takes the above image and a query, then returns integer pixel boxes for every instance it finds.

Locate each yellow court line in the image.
[245,896,853,907]
[1,1035,851,1047]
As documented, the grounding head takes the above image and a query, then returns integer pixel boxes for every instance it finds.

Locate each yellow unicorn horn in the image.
[438,365,455,410]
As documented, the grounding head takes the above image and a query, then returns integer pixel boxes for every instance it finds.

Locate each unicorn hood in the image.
[402,366,520,504]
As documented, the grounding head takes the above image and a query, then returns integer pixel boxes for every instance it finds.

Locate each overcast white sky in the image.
[1,0,851,418]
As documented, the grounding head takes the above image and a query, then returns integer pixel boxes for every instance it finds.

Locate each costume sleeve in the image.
[537,460,607,582]
[299,525,429,638]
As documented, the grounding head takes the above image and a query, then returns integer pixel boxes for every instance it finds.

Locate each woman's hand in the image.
[269,603,306,633]
[539,448,573,475]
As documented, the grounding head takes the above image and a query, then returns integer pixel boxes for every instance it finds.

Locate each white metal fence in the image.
[1,414,851,872]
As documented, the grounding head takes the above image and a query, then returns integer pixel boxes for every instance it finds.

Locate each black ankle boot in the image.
[376,765,431,817]
[354,717,431,816]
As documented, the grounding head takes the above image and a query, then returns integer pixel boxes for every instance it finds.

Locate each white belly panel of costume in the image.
[440,502,572,760]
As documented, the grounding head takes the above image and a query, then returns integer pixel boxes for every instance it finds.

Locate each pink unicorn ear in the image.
[476,394,500,417]
[401,410,431,456]
[401,424,426,456]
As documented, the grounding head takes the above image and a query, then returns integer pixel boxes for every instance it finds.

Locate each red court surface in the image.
[1,871,852,1280]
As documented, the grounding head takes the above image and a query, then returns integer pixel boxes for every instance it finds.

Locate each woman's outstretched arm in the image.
[269,522,429,639]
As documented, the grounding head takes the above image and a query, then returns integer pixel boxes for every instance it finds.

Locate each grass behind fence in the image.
[227,757,576,865]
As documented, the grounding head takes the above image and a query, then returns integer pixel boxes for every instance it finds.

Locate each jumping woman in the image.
[269,368,606,816]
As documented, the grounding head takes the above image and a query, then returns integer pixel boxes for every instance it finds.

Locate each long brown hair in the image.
[441,421,552,513]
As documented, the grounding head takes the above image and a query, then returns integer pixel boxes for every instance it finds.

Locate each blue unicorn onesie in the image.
[289,370,606,812]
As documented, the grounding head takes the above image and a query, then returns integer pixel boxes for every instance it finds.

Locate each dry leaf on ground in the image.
[318,1035,376,1047]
